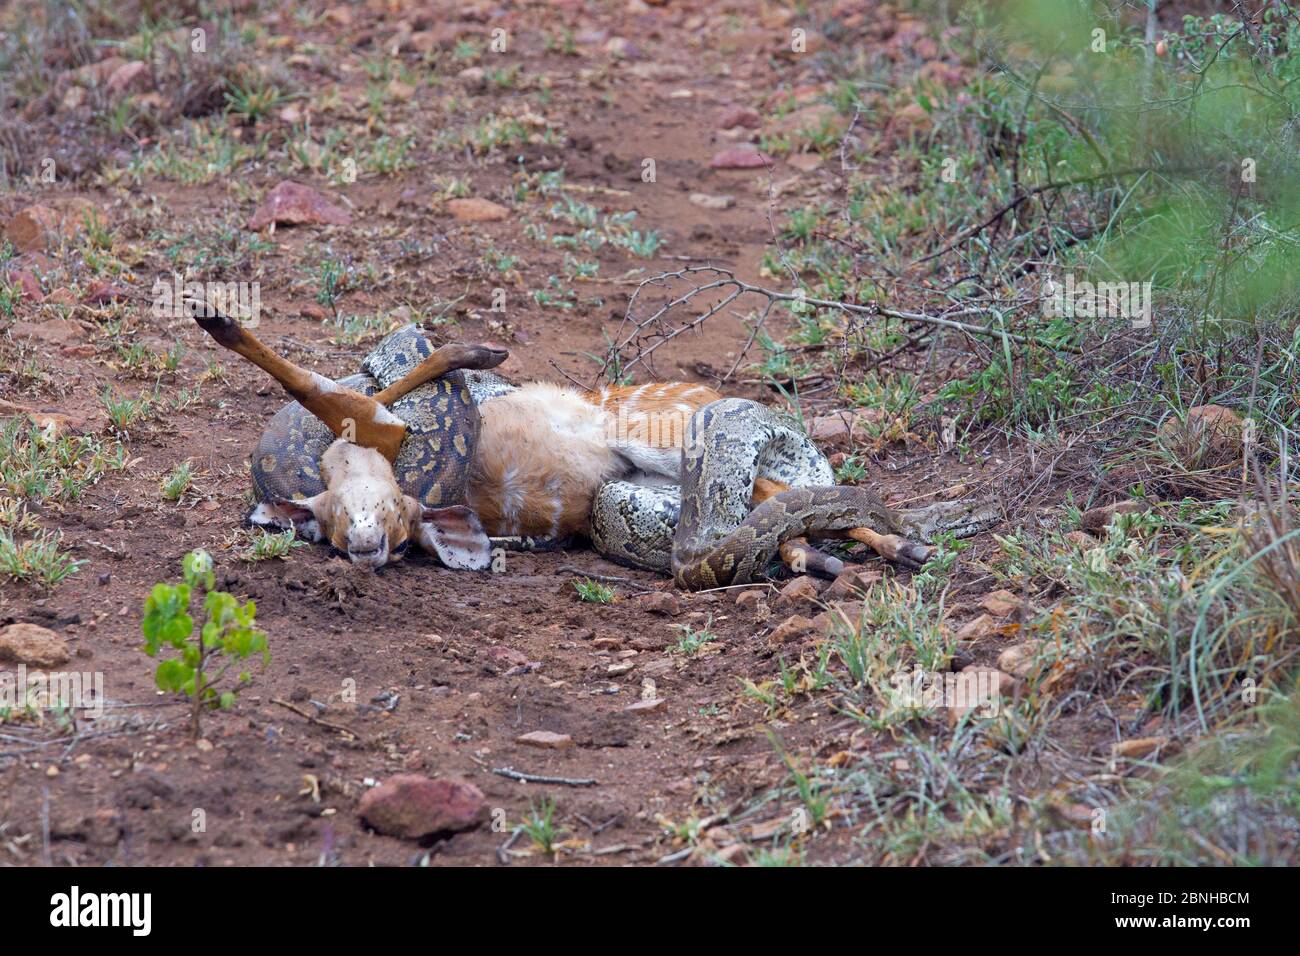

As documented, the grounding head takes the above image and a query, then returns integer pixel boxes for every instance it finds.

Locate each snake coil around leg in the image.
[589,398,903,588]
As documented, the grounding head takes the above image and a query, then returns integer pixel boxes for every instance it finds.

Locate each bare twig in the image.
[611,267,1081,379]
[491,766,599,787]
[271,698,365,741]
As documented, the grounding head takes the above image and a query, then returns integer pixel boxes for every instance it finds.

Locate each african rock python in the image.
[586,397,997,588]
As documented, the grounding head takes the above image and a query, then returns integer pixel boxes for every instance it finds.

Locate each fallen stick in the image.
[271,698,365,741]
[491,766,599,787]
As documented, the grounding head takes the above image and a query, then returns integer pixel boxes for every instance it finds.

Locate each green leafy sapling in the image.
[141,549,269,740]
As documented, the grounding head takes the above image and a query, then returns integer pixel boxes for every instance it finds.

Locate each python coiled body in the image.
[590,397,997,587]
[590,399,900,587]
[251,325,479,510]
[256,327,993,586]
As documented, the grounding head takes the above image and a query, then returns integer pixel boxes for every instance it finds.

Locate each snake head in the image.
[894,498,1001,544]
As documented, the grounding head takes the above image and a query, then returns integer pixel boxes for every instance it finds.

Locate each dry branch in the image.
[609,266,1080,382]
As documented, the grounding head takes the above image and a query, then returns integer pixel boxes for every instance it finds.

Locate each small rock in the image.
[824,566,881,601]
[890,102,933,137]
[768,613,814,644]
[605,36,640,59]
[246,180,351,230]
[979,589,1022,616]
[1159,405,1244,468]
[953,613,997,642]
[1064,530,1096,549]
[716,104,761,129]
[807,409,882,445]
[636,591,680,616]
[515,730,573,750]
[0,623,71,668]
[60,85,86,111]
[640,658,675,677]
[357,775,485,839]
[777,575,820,605]
[4,206,61,253]
[484,645,528,669]
[996,642,1039,680]
[457,66,486,90]
[386,78,416,101]
[3,269,42,302]
[709,146,772,169]
[624,697,666,714]
[786,153,824,173]
[1050,801,1098,831]
[81,280,130,304]
[51,808,123,846]
[689,192,735,210]
[771,103,847,148]
[64,56,126,91]
[105,61,150,97]
[446,197,510,222]
[734,589,765,607]
[812,601,865,637]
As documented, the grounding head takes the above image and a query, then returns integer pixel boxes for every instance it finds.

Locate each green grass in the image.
[124,119,268,186]
[517,797,564,854]
[160,461,193,502]
[0,419,128,504]
[1065,677,1300,865]
[241,529,304,561]
[672,616,717,656]
[0,528,84,589]
[102,388,157,433]
[572,578,614,603]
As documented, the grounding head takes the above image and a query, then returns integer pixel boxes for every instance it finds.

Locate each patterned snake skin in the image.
[558,390,998,588]
[251,325,479,509]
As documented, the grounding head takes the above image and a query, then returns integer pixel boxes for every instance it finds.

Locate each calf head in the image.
[251,440,491,571]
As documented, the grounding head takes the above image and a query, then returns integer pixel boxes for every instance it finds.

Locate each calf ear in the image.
[416,505,491,570]
[247,493,330,542]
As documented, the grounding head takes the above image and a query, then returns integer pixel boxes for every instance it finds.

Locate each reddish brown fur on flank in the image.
[468,383,625,538]
[586,382,723,416]
[468,382,724,539]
